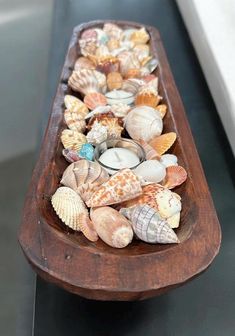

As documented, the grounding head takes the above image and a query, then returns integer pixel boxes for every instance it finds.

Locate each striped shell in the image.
[68,69,100,95]
[61,129,87,151]
[79,38,97,56]
[149,132,177,155]
[107,72,123,91]
[64,95,88,118]
[84,92,107,110]
[51,187,98,242]
[93,69,107,93]
[86,168,142,207]
[120,205,179,244]
[130,27,150,45]
[138,140,160,160]
[61,160,109,194]
[90,207,133,248]
[124,106,163,142]
[74,57,95,71]
[64,110,86,133]
[163,165,187,189]
[122,79,145,95]
[156,104,167,119]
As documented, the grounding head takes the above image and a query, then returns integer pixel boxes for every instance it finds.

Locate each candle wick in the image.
[114,150,121,162]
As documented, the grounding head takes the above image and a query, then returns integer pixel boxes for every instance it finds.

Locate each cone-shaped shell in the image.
[60,129,87,151]
[149,132,177,155]
[90,207,133,248]
[120,205,179,244]
[61,160,109,193]
[86,168,142,207]
[84,92,107,110]
[64,95,88,118]
[51,187,98,241]
[156,104,167,119]
[124,106,163,142]
[107,72,123,91]
[163,165,187,189]
[64,110,86,133]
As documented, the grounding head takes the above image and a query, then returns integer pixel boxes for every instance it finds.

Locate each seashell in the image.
[96,56,120,75]
[144,58,159,73]
[120,40,135,50]
[167,212,180,229]
[64,95,88,118]
[138,140,160,160]
[163,165,187,189]
[93,70,107,93]
[153,188,182,219]
[124,68,142,79]
[143,77,159,91]
[156,104,167,119]
[118,51,140,76]
[133,44,150,62]
[134,160,166,183]
[160,154,178,167]
[86,168,142,207]
[143,74,157,83]
[141,56,153,67]
[121,28,138,41]
[124,106,163,142]
[79,38,97,56]
[149,132,177,155]
[51,187,98,242]
[78,143,94,161]
[135,90,158,108]
[95,45,110,59]
[103,23,123,40]
[76,182,100,203]
[87,111,116,130]
[101,117,124,138]
[84,92,107,110]
[62,149,81,163]
[107,38,120,51]
[86,121,108,145]
[81,29,97,40]
[85,105,112,120]
[74,56,95,71]
[64,110,86,133]
[94,28,109,44]
[68,70,99,95]
[110,103,131,118]
[122,78,145,95]
[61,160,109,192]
[120,205,179,244]
[130,27,150,45]
[107,72,123,91]
[61,129,87,151]
[90,207,133,248]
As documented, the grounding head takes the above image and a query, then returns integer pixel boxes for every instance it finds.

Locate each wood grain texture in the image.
[18,20,221,301]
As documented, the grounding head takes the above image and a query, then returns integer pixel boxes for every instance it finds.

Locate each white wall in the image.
[0,0,54,162]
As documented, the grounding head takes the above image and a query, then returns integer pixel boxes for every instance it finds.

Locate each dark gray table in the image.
[33,0,235,335]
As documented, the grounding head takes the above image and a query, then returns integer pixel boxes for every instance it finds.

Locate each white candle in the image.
[99,147,140,174]
[105,90,135,105]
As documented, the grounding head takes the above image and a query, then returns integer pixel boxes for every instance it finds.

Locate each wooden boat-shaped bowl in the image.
[18,20,221,301]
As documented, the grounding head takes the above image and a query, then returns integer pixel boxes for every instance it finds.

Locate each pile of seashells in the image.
[51,23,188,248]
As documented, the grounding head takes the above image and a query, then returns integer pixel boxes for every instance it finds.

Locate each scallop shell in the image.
[107,38,120,51]
[74,56,95,71]
[163,165,187,189]
[110,103,131,118]
[135,91,158,108]
[86,121,108,145]
[64,110,86,133]
[134,160,166,183]
[64,95,88,118]
[138,140,160,160]
[62,149,81,163]
[61,160,109,193]
[133,44,150,62]
[93,70,107,93]
[124,106,163,142]
[90,207,133,248]
[118,51,140,76]
[96,57,120,75]
[51,187,98,242]
[160,154,178,168]
[68,70,99,95]
[61,129,87,151]
[148,132,177,155]
[84,92,107,110]
[103,23,123,40]
[130,27,150,45]
[107,72,123,91]
[156,104,167,118]
[86,168,142,207]
[120,205,179,244]
[79,38,97,56]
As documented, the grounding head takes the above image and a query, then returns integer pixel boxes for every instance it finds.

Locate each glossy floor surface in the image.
[1,0,235,335]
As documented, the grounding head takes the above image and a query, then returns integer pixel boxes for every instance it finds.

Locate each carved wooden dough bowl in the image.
[18,20,221,301]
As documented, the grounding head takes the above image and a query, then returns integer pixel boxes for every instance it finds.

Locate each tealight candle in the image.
[105,89,135,105]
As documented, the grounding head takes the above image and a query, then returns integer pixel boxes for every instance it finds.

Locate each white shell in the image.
[160,154,178,167]
[86,121,108,145]
[111,103,131,118]
[155,188,182,219]
[134,160,166,183]
[85,105,111,120]
[124,106,163,142]
[120,205,179,244]
[167,212,180,229]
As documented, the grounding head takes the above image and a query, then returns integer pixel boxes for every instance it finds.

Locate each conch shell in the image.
[60,129,87,151]
[68,69,100,95]
[64,95,88,119]
[149,132,177,155]
[51,187,98,241]
[64,110,86,133]
[124,106,163,142]
[86,168,142,207]
[120,205,179,244]
[90,207,133,248]
[86,121,108,145]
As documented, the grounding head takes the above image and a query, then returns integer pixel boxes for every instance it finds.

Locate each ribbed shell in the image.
[79,38,97,56]
[84,92,107,110]
[149,132,177,156]
[74,57,95,71]
[138,140,160,160]
[68,69,100,95]
[90,207,133,248]
[163,165,187,189]
[86,121,108,145]
[103,23,123,40]
[120,205,179,244]
[60,129,87,151]
[64,110,86,133]
[64,95,88,118]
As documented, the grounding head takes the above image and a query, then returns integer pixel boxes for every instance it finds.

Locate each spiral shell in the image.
[130,27,150,45]
[124,106,163,142]
[68,69,100,95]
[149,132,177,155]
[61,129,87,151]
[90,207,133,248]
[107,72,123,91]
[120,205,179,244]
[163,166,187,189]
[64,95,88,118]
[84,92,107,110]
[74,56,95,71]
[64,110,86,133]
[86,121,108,145]
[86,168,142,207]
